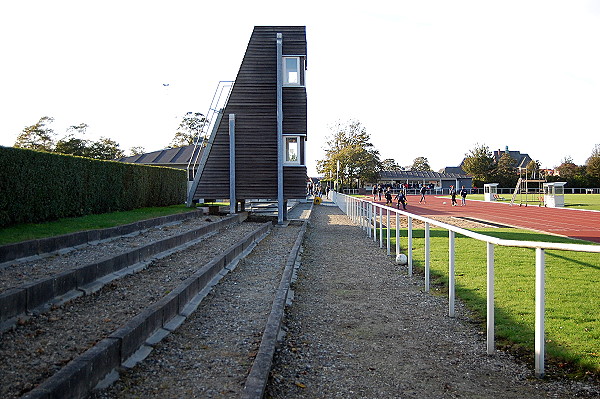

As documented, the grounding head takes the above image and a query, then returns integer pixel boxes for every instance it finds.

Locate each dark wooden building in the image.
[187,26,308,221]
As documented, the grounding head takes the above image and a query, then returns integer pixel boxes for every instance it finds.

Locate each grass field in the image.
[0,205,199,245]
[382,227,600,377]
[460,193,600,211]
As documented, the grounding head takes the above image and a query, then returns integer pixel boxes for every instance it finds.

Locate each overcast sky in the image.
[1,0,599,176]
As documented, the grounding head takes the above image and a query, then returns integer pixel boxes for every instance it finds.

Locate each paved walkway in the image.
[266,200,599,398]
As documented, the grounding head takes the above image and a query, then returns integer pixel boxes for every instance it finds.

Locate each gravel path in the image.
[0,220,259,399]
[0,216,224,292]
[266,202,600,398]
[91,224,303,398]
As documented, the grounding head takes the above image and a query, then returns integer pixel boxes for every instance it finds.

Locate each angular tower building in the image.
[187,26,308,223]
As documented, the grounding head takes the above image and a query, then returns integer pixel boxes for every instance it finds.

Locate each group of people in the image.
[371,184,469,208]
[307,181,330,198]
[372,185,408,210]
[449,185,469,206]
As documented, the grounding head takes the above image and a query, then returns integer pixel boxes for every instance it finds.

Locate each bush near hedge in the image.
[0,146,187,228]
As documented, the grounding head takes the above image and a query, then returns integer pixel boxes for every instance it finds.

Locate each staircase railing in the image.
[510,177,522,205]
[186,80,234,181]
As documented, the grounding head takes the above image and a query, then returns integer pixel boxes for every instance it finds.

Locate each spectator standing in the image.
[459,185,468,206]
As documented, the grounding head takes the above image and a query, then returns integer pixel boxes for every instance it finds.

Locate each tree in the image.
[169,112,205,147]
[494,152,518,187]
[14,116,56,151]
[54,123,91,157]
[555,158,590,187]
[410,156,431,171]
[586,144,600,183]
[556,159,579,181]
[88,137,125,160]
[129,146,146,156]
[381,158,402,171]
[526,159,542,179]
[316,120,381,188]
[462,144,494,183]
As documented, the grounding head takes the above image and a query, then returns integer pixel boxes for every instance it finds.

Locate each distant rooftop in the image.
[380,170,469,180]
[116,145,202,168]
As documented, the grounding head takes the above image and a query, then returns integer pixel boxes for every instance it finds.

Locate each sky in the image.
[1,0,599,176]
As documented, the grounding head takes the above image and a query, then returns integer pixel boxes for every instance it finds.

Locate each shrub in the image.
[0,146,186,227]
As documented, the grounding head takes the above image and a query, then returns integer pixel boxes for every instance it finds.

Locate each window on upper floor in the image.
[284,135,301,165]
[283,56,305,86]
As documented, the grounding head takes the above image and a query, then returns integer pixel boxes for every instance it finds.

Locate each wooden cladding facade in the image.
[191,26,308,201]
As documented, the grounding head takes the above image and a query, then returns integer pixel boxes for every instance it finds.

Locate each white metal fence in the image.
[344,187,600,195]
[331,191,600,377]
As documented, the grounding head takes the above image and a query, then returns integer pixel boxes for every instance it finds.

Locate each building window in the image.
[283,56,305,86]
[284,136,301,165]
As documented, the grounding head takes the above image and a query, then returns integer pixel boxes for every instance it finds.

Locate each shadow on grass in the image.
[546,251,600,271]
[410,259,598,379]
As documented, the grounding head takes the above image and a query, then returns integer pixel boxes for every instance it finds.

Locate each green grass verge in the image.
[0,205,200,245]
[454,193,600,211]
[379,227,600,376]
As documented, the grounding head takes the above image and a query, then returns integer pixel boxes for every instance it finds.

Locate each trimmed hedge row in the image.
[0,146,187,228]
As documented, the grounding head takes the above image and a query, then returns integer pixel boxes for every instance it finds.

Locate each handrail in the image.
[187,80,234,180]
[330,191,600,378]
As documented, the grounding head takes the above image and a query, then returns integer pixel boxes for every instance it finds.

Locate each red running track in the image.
[368,195,600,244]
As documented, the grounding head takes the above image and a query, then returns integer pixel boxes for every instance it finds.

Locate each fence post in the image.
[386,208,390,254]
[395,212,400,256]
[373,204,377,243]
[487,242,495,355]
[425,222,430,292]
[449,231,455,317]
[360,200,364,230]
[535,248,545,377]
[367,203,372,238]
[362,200,366,230]
[379,205,383,248]
[407,216,413,277]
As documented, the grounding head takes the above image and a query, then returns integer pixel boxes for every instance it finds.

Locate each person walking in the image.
[378,185,383,201]
[385,187,393,206]
[372,185,378,201]
[419,185,427,203]
[450,185,457,206]
[459,185,468,206]
[395,190,407,210]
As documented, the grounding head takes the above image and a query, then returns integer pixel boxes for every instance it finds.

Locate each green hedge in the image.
[0,146,187,227]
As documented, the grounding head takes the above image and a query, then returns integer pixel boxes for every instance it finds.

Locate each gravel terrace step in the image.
[0,220,261,399]
[91,223,303,398]
[0,215,226,292]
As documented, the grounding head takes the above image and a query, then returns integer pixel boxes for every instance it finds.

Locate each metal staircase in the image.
[186,81,234,182]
